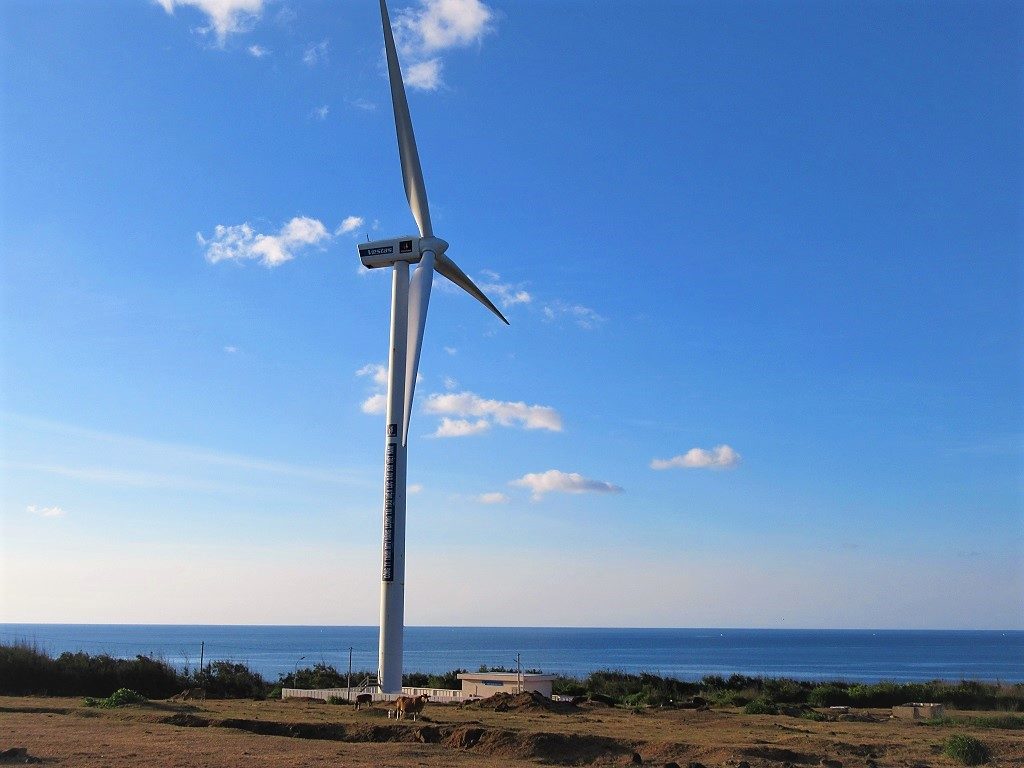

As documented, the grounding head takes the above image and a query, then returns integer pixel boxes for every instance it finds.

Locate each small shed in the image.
[457,672,556,699]
[892,702,945,720]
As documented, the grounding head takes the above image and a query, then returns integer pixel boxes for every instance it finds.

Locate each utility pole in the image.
[199,641,204,681]
[347,647,353,702]
[514,652,522,694]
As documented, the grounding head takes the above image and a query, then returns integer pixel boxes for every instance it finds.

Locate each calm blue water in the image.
[2,625,1021,684]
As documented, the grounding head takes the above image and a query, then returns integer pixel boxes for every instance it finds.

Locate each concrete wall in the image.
[892,703,945,720]
[282,686,466,703]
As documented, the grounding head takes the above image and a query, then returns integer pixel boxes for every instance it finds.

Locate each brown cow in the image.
[396,693,429,721]
[354,693,373,710]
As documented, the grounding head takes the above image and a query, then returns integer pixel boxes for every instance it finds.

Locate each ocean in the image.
[2,625,1021,684]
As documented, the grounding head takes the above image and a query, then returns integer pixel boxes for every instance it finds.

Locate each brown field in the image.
[1,694,1022,768]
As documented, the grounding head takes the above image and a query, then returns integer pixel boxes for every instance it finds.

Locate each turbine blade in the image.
[403,251,435,444]
[379,0,432,238]
[435,253,510,325]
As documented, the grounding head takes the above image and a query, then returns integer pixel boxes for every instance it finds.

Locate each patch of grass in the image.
[743,698,778,715]
[942,735,990,765]
[327,696,350,705]
[922,714,1024,730]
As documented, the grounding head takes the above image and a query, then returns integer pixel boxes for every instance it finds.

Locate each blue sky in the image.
[1,0,1020,629]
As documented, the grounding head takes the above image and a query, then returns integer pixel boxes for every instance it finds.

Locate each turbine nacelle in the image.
[358,236,449,270]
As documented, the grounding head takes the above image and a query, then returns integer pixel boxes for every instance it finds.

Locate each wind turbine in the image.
[359,0,508,694]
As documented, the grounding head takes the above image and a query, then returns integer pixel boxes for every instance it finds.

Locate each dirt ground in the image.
[1,695,1021,768]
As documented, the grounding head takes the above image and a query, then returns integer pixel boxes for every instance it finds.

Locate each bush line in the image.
[2,642,1021,709]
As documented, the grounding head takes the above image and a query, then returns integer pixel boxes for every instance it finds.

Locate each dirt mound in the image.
[161,712,210,727]
[441,726,627,764]
[467,691,579,714]
[742,746,820,764]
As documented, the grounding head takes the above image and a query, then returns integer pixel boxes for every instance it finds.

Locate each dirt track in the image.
[1,695,1022,767]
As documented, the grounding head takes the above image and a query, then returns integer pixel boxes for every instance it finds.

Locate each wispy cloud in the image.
[198,216,330,267]
[311,104,330,121]
[511,470,623,501]
[247,43,269,57]
[409,483,424,494]
[356,363,388,387]
[394,0,496,91]
[424,391,562,435]
[27,504,65,518]
[443,346,457,356]
[1,415,369,501]
[303,39,329,66]
[156,0,263,45]
[356,364,389,414]
[476,492,508,504]
[361,394,387,415]
[336,215,365,236]
[433,417,489,437]
[651,445,741,470]
[223,345,238,354]
[348,98,377,112]
[542,300,604,330]
[479,270,531,309]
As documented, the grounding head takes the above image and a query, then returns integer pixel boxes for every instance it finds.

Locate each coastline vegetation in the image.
[2,642,1021,711]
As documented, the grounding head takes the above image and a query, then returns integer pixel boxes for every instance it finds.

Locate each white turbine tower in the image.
[359,0,508,694]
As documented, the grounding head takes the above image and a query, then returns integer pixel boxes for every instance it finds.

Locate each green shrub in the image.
[707,689,751,707]
[743,698,778,715]
[327,696,349,705]
[808,684,850,707]
[943,735,990,765]
[198,661,269,698]
[84,687,147,708]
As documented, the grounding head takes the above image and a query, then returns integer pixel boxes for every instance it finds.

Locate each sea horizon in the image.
[4,624,1021,685]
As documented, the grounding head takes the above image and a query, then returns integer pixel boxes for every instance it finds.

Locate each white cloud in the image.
[404,59,442,91]
[198,216,330,267]
[356,363,388,387]
[247,43,269,57]
[432,417,490,437]
[311,104,329,120]
[542,300,604,330]
[424,391,562,433]
[357,364,389,415]
[336,215,365,235]
[478,270,531,309]
[409,483,424,494]
[156,0,263,45]
[477,492,508,504]
[223,345,238,354]
[394,0,496,91]
[361,394,387,415]
[511,470,623,501]
[27,504,65,518]
[443,346,457,356]
[303,39,329,66]
[397,0,494,53]
[348,98,377,112]
[443,376,458,391]
[651,445,741,470]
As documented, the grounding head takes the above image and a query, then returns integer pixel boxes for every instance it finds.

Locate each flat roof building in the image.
[456,672,556,699]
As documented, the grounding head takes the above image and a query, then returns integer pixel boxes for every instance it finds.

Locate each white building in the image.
[456,672,556,698]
